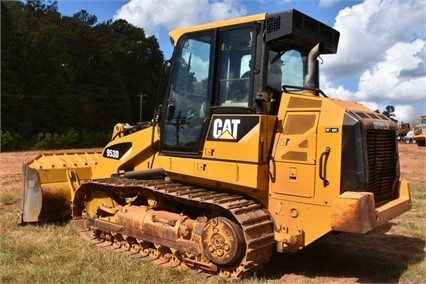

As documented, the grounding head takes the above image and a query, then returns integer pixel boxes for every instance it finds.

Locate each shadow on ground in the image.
[258,222,425,283]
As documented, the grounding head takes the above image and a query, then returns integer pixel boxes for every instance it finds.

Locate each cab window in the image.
[268,49,304,91]
[218,26,254,107]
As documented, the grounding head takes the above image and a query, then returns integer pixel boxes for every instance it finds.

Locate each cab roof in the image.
[168,13,266,46]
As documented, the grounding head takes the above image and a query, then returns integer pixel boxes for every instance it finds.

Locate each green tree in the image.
[382,105,397,123]
[1,0,165,150]
[95,19,164,123]
[72,9,97,25]
[375,106,398,123]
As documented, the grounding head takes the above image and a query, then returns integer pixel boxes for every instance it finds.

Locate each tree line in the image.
[1,1,165,151]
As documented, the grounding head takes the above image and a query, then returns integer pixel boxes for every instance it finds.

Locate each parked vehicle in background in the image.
[397,122,411,141]
[414,115,426,147]
[404,131,416,144]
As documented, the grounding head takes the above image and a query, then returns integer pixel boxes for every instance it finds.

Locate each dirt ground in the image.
[398,143,426,182]
[0,143,425,283]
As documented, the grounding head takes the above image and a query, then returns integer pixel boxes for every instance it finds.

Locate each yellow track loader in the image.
[414,115,426,147]
[18,9,411,280]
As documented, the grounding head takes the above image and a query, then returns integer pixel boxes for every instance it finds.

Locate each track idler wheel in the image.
[202,217,245,266]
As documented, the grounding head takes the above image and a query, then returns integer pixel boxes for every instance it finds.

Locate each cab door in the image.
[161,31,214,155]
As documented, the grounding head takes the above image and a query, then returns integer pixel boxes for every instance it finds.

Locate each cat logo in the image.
[207,116,259,142]
[212,118,241,140]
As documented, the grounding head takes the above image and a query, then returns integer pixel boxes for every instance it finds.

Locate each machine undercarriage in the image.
[72,177,275,280]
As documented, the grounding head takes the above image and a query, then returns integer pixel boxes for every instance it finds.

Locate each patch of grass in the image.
[400,259,426,283]
[0,192,20,206]
[394,181,426,239]
[0,174,21,192]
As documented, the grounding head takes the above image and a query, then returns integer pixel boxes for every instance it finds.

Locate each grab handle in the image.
[319,147,330,187]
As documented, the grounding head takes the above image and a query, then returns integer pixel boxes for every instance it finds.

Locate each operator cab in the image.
[160,9,339,156]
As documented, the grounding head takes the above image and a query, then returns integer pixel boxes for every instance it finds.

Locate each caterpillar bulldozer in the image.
[18,10,412,280]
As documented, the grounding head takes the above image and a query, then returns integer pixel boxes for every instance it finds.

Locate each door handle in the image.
[166,98,176,121]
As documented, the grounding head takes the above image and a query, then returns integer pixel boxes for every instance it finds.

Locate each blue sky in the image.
[58,0,426,123]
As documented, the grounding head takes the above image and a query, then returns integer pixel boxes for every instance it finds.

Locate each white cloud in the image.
[113,0,247,36]
[325,0,426,79]
[393,104,417,124]
[320,77,353,101]
[356,39,425,102]
[321,0,426,122]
